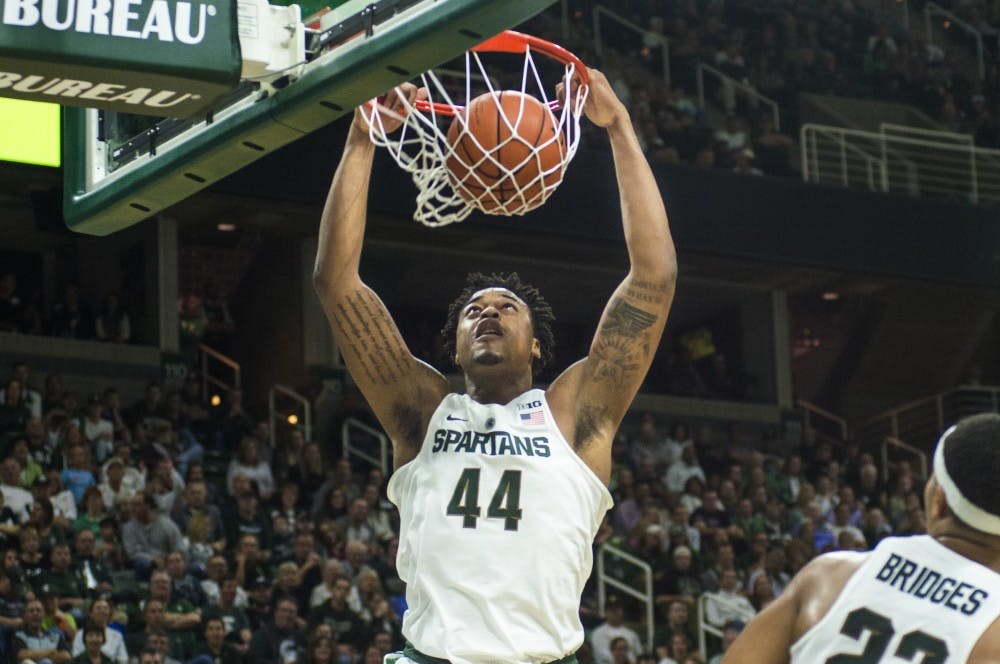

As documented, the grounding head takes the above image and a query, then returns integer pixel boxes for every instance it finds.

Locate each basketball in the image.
[445,91,566,215]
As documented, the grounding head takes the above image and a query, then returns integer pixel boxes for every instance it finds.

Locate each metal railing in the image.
[341,417,390,475]
[697,592,757,660]
[880,435,929,483]
[696,63,780,131]
[197,342,240,400]
[596,543,654,653]
[856,385,1000,452]
[881,123,973,147]
[797,399,849,443]
[801,123,910,194]
[593,5,671,86]
[801,123,1000,203]
[269,384,312,450]
[925,2,985,79]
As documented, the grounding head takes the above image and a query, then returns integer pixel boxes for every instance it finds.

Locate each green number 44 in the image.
[447,468,523,531]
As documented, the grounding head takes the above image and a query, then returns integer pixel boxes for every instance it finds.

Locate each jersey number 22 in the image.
[826,607,948,663]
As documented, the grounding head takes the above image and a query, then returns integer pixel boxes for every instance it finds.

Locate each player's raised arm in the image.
[312,86,450,466]
[548,70,677,482]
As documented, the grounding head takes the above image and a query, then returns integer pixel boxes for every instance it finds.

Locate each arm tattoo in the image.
[600,298,658,337]
[331,288,411,386]
[626,279,670,304]
[588,297,658,388]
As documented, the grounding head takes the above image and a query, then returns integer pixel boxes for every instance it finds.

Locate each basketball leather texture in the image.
[446,91,565,215]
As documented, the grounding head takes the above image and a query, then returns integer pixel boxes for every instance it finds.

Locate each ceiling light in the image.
[217,222,236,232]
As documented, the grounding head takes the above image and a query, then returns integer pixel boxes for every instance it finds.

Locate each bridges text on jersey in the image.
[876,552,989,615]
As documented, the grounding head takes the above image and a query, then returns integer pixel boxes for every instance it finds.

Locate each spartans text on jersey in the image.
[431,429,550,457]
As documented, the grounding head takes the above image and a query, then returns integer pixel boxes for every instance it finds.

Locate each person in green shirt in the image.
[11,436,43,489]
[149,570,200,660]
[73,488,107,536]
[38,545,85,616]
[215,577,251,651]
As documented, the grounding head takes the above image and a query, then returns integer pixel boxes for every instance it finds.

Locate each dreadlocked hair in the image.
[441,272,556,374]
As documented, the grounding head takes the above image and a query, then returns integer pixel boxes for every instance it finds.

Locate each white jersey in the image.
[387,389,613,664]
[791,535,1000,663]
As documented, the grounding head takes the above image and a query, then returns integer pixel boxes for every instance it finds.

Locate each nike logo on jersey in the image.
[446,414,467,422]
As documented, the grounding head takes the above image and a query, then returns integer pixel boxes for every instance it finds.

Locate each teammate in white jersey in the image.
[312,71,676,663]
[723,413,1000,663]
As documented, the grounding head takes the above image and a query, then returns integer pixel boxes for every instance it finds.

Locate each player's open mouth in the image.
[475,321,503,338]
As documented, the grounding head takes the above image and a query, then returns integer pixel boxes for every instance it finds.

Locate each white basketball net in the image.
[364,41,588,227]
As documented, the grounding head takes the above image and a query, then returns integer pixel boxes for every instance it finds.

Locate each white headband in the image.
[933,425,1000,536]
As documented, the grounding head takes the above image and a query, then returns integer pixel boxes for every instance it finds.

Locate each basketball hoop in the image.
[363,30,590,227]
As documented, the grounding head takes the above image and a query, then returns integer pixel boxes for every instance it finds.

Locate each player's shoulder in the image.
[789,549,870,596]
[810,549,871,568]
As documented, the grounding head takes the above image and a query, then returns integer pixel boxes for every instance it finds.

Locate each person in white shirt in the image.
[310,558,345,609]
[225,438,274,501]
[704,569,756,628]
[0,457,32,522]
[828,502,865,547]
[98,457,139,515]
[590,599,643,664]
[81,396,114,464]
[71,597,128,664]
[100,441,145,496]
[665,446,706,494]
[664,422,693,467]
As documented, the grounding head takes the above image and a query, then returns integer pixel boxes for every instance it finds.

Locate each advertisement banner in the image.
[0,0,241,117]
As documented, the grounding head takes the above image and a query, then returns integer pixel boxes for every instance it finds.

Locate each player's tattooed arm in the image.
[329,287,411,387]
[322,283,449,451]
[559,276,673,454]
[586,279,670,388]
[588,297,658,388]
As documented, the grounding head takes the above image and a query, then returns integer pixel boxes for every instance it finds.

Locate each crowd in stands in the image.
[0,353,931,664]
[536,0,1000,177]
[0,359,406,664]
[581,411,927,663]
[0,274,133,345]
[0,271,236,352]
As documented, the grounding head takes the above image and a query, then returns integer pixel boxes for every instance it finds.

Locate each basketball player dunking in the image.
[724,413,1000,663]
[312,70,676,663]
